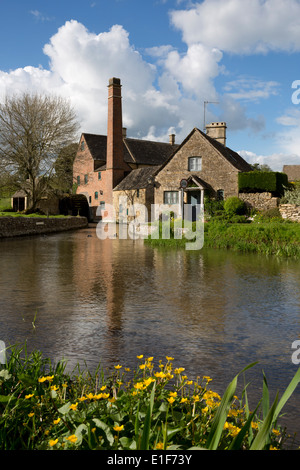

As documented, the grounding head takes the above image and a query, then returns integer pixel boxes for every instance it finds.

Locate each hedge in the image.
[238,171,288,196]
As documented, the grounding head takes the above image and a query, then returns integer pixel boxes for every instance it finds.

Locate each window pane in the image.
[164,191,178,204]
[188,157,201,171]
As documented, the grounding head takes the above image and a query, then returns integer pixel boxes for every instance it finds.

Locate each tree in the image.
[0,93,79,210]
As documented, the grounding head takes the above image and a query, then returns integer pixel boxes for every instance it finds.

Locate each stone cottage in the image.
[73,77,252,222]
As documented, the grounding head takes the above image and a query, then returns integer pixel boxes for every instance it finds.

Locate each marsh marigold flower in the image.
[25,394,34,399]
[66,434,77,444]
[113,425,124,432]
[49,438,58,447]
[114,365,122,370]
[70,403,78,411]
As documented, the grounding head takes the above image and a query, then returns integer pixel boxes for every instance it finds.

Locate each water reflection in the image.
[0,227,300,440]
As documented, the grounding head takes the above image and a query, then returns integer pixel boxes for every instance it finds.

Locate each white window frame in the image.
[164,191,179,205]
[188,157,202,171]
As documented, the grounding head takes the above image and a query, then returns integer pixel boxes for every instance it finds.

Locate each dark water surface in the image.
[0,226,300,444]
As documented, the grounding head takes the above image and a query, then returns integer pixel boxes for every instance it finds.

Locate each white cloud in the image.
[0,20,224,142]
[237,150,300,171]
[223,78,280,102]
[170,0,300,54]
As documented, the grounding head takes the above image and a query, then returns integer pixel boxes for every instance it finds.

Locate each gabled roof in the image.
[113,166,161,191]
[155,127,253,176]
[81,133,178,167]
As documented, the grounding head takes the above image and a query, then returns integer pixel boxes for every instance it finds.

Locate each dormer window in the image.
[188,157,202,171]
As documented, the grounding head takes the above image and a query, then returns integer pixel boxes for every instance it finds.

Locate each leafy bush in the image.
[1,345,299,450]
[224,197,247,217]
[281,186,300,205]
[239,171,288,196]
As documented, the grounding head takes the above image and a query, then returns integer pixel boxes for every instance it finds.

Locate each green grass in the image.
[0,344,299,450]
[0,198,12,212]
[145,219,300,258]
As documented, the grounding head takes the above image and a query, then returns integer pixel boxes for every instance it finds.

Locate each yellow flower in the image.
[125,368,131,372]
[114,365,122,370]
[174,367,185,374]
[139,364,146,370]
[102,393,110,399]
[180,397,188,404]
[156,442,164,449]
[86,393,94,399]
[38,376,47,383]
[25,394,34,399]
[169,391,177,398]
[147,357,153,362]
[166,356,174,361]
[167,396,175,404]
[137,355,144,359]
[192,395,200,402]
[100,385,107,391]
[70,403,78,411]
[143,378,154,387]
[49,438,58,447]
[28,412,34,418]
[154,371,166,379]
[66,434,77,444]
[203,376,212,383]
[113,425,124,432]
[134,382,144,390]
[53,418,61,425]
[51,385,59,391]
[79,396,87,402]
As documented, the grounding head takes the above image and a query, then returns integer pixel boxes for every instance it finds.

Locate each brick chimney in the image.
[205,122,227,146]
[106,78,127,201]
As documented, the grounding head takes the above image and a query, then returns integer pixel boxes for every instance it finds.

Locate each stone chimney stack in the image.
[205,122,227,146]
[169,133,175,145]
[106,78,126,202]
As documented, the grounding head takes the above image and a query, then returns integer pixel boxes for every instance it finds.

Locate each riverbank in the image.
[145,220,300,258]
[0,344,298,450]
[0,215,88,238]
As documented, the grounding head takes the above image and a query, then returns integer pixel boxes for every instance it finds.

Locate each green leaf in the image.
[74,423,88,446]
[92,418,114,447]
[58,402,72,415]
[206,362,257,450]
[262,371,269,420]
[140,382,156,450]
[250,394,279,450]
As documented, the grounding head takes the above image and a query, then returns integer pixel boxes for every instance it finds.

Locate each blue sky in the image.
[1,0,300,170]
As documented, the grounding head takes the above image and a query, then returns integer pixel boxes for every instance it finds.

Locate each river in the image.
[0,225,300,445]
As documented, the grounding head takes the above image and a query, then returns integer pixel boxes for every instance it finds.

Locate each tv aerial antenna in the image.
[203,100,219,132]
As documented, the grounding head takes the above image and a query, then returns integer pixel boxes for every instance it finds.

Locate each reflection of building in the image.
[73,78,252,222]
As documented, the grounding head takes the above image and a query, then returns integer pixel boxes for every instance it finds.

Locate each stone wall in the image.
[0,216,88,238]
[279,204,300,222]
[239,192,279,211]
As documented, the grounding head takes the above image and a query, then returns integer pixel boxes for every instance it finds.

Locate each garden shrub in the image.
[223,197,247,217]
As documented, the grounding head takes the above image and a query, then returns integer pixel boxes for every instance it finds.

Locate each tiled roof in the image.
[283,165,300,181]
[82,133,177,167]
[113,166,161,191]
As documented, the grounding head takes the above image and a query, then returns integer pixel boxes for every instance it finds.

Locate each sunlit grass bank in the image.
[145,220,300,258]
[0,345,299,450]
